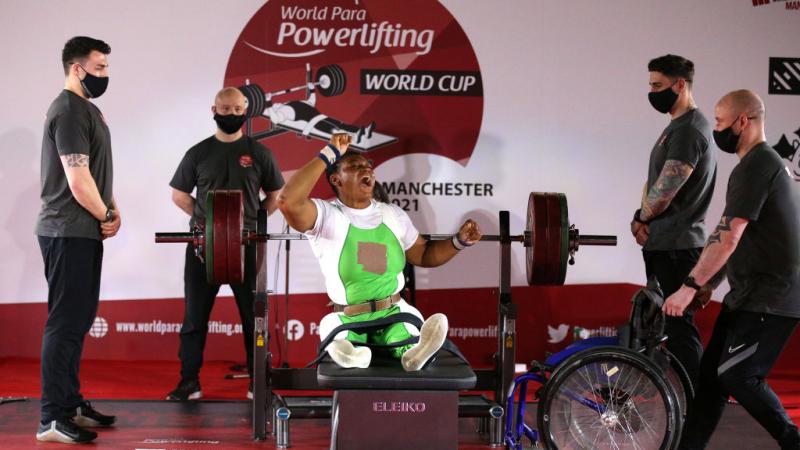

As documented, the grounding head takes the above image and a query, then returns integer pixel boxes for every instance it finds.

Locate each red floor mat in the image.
[3,356,800,421]
[0,357,252,401]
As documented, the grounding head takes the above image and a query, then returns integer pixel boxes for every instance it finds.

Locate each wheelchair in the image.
[505,279,694,449]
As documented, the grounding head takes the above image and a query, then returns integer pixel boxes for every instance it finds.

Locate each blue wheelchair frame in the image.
[504,336,622,449]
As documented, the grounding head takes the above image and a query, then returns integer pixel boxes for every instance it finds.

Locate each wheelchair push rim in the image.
[537,346,681,450]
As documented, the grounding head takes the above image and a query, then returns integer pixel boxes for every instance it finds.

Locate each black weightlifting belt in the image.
[333,293,402,317]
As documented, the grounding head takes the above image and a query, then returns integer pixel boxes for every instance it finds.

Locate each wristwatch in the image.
[683,276,702,290]
[104,208,115,223]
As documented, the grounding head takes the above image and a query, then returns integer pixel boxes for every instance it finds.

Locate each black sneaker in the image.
[166,378,202,401]
[36,418,97,444]
[73,400,116,427]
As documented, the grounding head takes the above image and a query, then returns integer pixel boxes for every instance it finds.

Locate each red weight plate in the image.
[205,191,215,284]
[226,190,245,285]
[556,193,569,285]
[525,193,535,285]
[530,192,552,285]
[212,191,229,285]
[543,193,565,285]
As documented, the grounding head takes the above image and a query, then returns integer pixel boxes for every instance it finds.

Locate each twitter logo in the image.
[547,324,570,344]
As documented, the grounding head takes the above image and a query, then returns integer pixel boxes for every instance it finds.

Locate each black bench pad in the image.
[317,350,476,390]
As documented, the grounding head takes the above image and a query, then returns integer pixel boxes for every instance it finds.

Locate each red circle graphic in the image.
[224,0,484,197]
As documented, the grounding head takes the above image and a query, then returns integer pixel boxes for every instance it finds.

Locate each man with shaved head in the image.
[664,90,800,449]
[166,87,284,400]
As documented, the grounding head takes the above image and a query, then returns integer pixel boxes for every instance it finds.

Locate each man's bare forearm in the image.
[261,190,280,215]
[62,154,107,221]
[640,160,693,222]
[175,197,194,216]
[171,189,195,217]
[689,217,738,285]
[689,244,733,286]
[706,267,727,289]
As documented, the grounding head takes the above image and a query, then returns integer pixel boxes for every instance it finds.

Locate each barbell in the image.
[155,190,616,286]
[239,64,347,118]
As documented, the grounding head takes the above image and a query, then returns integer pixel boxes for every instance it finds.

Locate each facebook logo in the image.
[287,319,305,341]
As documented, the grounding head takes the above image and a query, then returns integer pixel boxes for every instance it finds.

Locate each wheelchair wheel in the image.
[658,347,694,423]
[537,346,680,450]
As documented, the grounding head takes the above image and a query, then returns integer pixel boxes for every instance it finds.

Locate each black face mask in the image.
[648,82,678,114]
[713,118,742,154]
[214,113,247,134]
[78,65,109,99]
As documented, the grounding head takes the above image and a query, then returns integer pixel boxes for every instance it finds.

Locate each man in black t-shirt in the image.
[167,87,284,401]
[34,36,119,445]
[632,54,717,387]
[664,90,800,449]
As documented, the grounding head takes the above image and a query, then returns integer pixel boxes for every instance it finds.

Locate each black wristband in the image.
[633,209,650,225]
[683,276,702,290]
[318,144,341,169]
[451,235,473,251]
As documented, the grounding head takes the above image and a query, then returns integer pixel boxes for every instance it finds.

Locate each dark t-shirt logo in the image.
[239,154,253,168]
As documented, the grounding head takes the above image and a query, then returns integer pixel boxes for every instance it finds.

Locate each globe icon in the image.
[89,317,109,338]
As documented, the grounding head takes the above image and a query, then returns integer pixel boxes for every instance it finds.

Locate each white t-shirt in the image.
[305,199,419,304]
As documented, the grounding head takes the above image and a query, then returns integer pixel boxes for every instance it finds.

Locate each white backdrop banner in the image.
[0,0,798,303]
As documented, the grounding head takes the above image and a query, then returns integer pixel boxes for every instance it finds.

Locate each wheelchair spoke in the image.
[543,351,675,450]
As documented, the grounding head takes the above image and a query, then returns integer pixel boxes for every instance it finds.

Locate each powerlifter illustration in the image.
[238,63,397,152]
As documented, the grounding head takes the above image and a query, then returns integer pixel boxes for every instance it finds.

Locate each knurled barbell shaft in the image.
[154,232,525,243]
[249,233,525,242]
[421,234,525,243]
[155,231,616,246]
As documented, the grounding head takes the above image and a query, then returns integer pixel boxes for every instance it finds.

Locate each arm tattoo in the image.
[707,216,732,245]
[641,160,693,221]
[62,154,89,168]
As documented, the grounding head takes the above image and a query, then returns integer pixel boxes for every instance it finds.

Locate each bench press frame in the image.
[249,210,518,446]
